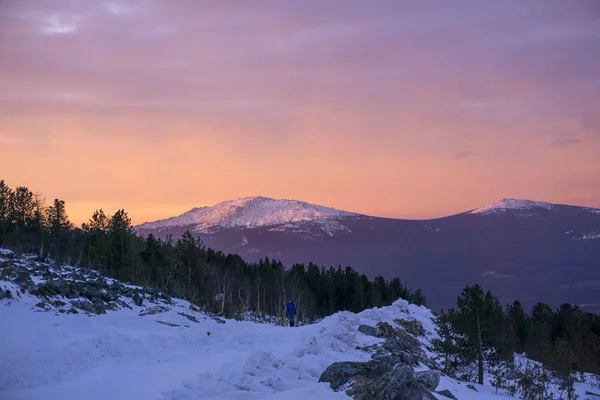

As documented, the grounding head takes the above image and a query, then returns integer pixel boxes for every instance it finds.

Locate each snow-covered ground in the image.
[1,248,597,400]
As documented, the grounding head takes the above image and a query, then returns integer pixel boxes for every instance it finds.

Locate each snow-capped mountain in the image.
[136,197,600,313]
[468,198,554,215]
[137,196,357,236]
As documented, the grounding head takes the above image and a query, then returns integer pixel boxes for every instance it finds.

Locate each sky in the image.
[1,0,600,225]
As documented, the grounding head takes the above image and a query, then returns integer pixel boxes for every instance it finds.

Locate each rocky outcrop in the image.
[0,254,175,315]
[320,320,442,399]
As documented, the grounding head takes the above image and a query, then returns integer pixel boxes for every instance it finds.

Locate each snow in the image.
[268,219,351,236]
[574,232,600,240]
[1,295,507,400]
[585,207,600,216]
[469,198,553,215]
[136,197,356,234]
[3,249,597,400]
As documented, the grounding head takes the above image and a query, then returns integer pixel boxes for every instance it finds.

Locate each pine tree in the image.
[108,209,137,281]
[82,209,110,270]
[176,231,205,300]
[508,300,530,354]
[45,199,72,261]
[11,186,35,227]
[434,284,512,385]
[0,180,13,245]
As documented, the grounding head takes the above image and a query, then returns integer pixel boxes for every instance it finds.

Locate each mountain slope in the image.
[0,248,525,400]
[137,196,357,236]
[136,198,600,312]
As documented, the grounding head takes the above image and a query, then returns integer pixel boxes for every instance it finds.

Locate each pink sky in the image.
[1,1,599,225]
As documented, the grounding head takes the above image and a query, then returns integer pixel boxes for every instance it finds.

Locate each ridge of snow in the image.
[469,198,554,215]
[137,196,357,233]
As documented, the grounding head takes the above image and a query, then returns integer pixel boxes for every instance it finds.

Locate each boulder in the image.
[415,370,441,391]
[351,365,437,400]
[358,325,378,337]
[436,389,459,399]
[319,361,393,391]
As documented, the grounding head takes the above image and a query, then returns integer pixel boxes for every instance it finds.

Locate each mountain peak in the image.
[468,198,554,215]
[137,196,357,233]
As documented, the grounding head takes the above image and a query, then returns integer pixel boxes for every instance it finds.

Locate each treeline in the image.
[434,284,600,399]
[0,180,426,322]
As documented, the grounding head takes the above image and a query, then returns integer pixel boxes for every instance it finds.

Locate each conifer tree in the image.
[82,209,110,269]
[45,199,72,261]
[108,209,137,281]
[433,284,512,385]
[508,300,530,354]
[0,180,13,245]
[11,186,35,227]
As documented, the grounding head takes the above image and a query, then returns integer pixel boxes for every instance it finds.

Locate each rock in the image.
[90,299,108,314]
[358,325,378,337]
[415,370,441,391]
[132,292,143,307]
[52,300,66,308]
[396,318,426,337]
[14,270,34,287]
[70,300,95,314]
[319,361,393,391]
[0,288,11,299]
[436,389,459,399]
[178,312,199,323]
[351,365,437,400]
[189,304,201,312]
[139,305,170,316]
[375,322,396,338]
[156,320,180,327]
[35,301,47,308]
[67,308,79,314]
[466,384,478,392]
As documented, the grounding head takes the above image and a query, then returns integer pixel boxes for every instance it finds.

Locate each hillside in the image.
[136,197,600,312]
[3,249,600,400]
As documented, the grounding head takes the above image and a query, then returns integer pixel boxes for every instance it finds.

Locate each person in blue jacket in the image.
[286,299,297,327]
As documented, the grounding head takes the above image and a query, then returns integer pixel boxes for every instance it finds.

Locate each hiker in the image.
[285,299,297,327]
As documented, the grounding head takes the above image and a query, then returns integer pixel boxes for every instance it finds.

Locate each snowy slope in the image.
[136,197,357,235]
[469,198,600,217]
[468,198,554,215]
[0,249,519,400]
[2,249,598,400]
